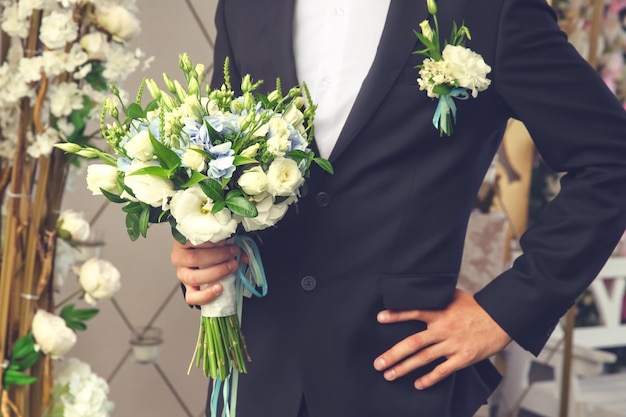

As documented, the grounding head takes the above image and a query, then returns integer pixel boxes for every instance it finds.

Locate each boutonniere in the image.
[414,0,492,136]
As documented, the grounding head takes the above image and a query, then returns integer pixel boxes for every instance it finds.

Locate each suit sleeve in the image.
[474,0,626,355]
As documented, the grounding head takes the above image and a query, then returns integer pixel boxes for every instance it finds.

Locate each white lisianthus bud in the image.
[195,63,205,77]
[419,20,434,41]
[282,104,304,127]
[267,90,281,103]
[57,209,91,242]
[123,130,154,162]
[427,0,438,15]
[238,166,268,196]
[188,78,200,96]
[266,157,304,197]
[54,143,82,153]
[183,95,204,119]
[181,145,206,172]
[292,96,306,109]
[124,160,176,207]
[179,53,192,73]
[32,310,76,359]
[241,74,252,92]
[76,148,101,158]
[95,3,140,43]
[173,80,187,102]
[163,73,177,94]
[243,92,254,110]
[86,164,119,195]
[80,32,109,61]
[240,143,260,158]
[79,258,121,305]
[145,79,162,100]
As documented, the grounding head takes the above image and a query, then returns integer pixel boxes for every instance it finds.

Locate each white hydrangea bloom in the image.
[1,4,30,38]
[102,43,142,82]
[49,81,83,118]
[39,10,79,50]
[27,127,60,158]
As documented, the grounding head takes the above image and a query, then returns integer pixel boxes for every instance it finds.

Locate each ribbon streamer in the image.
[432,87,469,136]
[209,235,268,417]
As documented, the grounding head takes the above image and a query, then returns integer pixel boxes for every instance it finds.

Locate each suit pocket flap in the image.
[381,273,457,310]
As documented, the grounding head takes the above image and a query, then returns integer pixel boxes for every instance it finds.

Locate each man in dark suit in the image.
[171,0,626,416]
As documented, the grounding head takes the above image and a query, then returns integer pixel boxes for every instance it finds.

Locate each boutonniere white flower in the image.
[414,0,491,136]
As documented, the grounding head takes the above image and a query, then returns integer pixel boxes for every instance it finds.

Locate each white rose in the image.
[95,3,140,43]
[124,160,176,208]
[79,258,121,305]
[266,157,304,197]
[170,186,238,245]
[86,164,119,195]
[181,145,206,172]
[80,32,109,61]
[441,44,491,98]
[241,193,292,232]
[32,310,76,359]
[123,130,154,162]
[266,118,291,156]
[57,209,91,242]
[237,166,267,196]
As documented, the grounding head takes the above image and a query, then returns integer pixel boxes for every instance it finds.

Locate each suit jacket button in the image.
[315,192,331,207]
[301,276,317,291]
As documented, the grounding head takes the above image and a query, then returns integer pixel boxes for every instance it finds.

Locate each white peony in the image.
[32,310,76,359]
[39,10,79,50]
[78,257,121,305]
[266,157,304,197]
[95,3,140,43]
[123,160,176,208]
[237,166,268,196]
[240,193,293,232]
[123,130,154,162]
[57,209,91,242]
[46,358,114,417]
[441,44,491,98]
[170,186,238,245]
[86,164,119,195]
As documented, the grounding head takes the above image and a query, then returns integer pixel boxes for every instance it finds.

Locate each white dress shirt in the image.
[293,0,391,159]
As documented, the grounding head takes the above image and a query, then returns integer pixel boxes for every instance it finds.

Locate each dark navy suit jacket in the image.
[207,0,626,416]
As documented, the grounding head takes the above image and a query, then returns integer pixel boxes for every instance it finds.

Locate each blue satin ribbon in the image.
[210,235,268,417]
[432,87,469,136]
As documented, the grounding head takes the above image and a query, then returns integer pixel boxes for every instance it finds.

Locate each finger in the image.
[373,330,437,372]
[171,243,239,269]
[414,356,460,390]
[183,283,223,306]
[177,258,239,288]
[377,309,432,324]
[378,344,447,382]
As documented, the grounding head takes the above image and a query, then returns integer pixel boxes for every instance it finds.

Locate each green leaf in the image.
[199,179,224,202]
[11,334,36,360]
[126,212,140,241]
[101,188,126,204]
[3,370,38,387]
[233,155,258,167]
[145,99,160,113]
[139,205,151,238]
[126,102,146,119]
[313,158,334,174]
[285,150,309,161]
[168,218,188,245]
[14,350,41,370]
[211,200,226,214]
[204,120,223,144]
[225,195,258,218]
[181,170,208,188]
[433,84,451,96]
[122,201,144,214]
[148,130,181,172]
[129,166,171,179]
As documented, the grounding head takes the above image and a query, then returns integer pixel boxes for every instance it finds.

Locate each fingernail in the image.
[211,284,222,295]
[227,259,237,272]
[384,369,396,381]
[377,311,389,322]
[415,380,424,390]
[374,357,386,371]
[230,246,239,256]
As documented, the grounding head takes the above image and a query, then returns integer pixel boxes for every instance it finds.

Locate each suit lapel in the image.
[269,0,299,92]
[328,0,426,162]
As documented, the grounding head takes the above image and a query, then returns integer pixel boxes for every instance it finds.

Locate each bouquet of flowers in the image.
[58,53,332,414]
[413,0,492,136]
